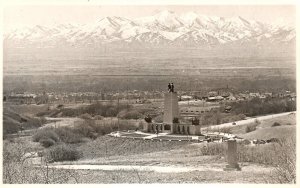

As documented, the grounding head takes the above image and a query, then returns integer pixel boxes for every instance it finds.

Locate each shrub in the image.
[237,137,296,183]
[73,123,97,139]
[192,117,200,125]
[144,115,152,123]
[209,126,232,134]
[271,137,296,183]
[200,143,226,156]
[245,124,257,133]
[105,107,118,117]
[56,104,64,109]
[79,113,93,120]
[94,115,104,120]
[241,139,251,145]
[53,128,83,144]
[153,115,163,123]
[117,110,143,120]
[173,117,179,123]
[219,127,232,134]
[45,144,81,162]
[32,129,59,142]
[237,144,275,165]
[272,122,281,127]
[39,138,55,148]
[238,114,247,120]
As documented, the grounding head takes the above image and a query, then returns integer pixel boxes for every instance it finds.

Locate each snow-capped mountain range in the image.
[4,10,295,48]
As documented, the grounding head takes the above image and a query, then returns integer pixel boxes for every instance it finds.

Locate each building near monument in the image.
[180,106,219,117]
[143,85,201,135]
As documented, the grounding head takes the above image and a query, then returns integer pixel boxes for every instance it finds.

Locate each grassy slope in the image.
[6,103,49,117]
[3,103,49,135]
[241,126,295,140]
[235,113,296,139]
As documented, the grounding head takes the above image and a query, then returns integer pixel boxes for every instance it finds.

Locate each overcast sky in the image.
[4,5,296,32]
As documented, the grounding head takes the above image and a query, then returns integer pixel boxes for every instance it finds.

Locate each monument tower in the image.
[143,83,201,135]
[163,83,179,133]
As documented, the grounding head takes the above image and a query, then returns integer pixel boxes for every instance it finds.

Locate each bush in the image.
[219,127,232,134]
[144,115,152,123]
[192,117,199,125]
[94,115,104,120]
[117,110,143,120]
[210,126,232,134]
[45,144,81,162]
[73,123,97,139]
[271,137,296,183]
[241,139,251,145]
[245,124,257,133]
[237,137,296,183]
[238,114,247,120]
[53,128,83,144]
[272,122,281,127]
[32,129,59,143]
[173,117,179,123]
[39,138,55,148]
[200,143,226,156]
[79,113,93,119]
[153,115,163,123]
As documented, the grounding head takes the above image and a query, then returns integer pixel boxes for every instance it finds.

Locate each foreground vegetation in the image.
[3,133,295,183]
[199,136,296,183]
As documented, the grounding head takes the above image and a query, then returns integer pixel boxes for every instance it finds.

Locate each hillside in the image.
[235,113,296,140]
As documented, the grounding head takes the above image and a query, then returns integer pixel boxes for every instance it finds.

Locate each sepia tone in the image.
[2,5,296,184]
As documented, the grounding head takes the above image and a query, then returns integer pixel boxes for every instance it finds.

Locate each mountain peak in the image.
[4,11,295,48]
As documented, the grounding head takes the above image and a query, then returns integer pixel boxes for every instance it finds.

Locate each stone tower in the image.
[163,92,179,133]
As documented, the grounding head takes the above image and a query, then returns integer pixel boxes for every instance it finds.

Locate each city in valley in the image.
[2,5,296,184]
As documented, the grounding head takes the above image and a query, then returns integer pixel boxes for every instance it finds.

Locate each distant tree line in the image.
[37,102,130,117]
[230,97,296,117]
[4,75,295,94]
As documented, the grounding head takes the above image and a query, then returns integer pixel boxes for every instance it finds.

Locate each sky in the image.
[3,5,296,32]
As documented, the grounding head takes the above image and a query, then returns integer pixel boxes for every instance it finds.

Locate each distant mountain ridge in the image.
[4,10,295,49]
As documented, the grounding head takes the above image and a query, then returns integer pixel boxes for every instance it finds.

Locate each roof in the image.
[180,106,219,111]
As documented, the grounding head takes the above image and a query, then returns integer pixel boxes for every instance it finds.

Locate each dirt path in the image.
[46,163,272,174]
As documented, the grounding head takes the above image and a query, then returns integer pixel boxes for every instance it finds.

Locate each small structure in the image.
[224,139,241,171]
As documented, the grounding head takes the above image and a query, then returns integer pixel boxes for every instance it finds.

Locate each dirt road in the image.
[46,163,272,174]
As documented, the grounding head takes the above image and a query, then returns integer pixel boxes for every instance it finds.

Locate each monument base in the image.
[223,164,241,171]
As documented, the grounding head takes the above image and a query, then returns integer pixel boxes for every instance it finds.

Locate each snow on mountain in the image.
[4,10,295,48]
[179,12,214,29]
[134,10,183,31]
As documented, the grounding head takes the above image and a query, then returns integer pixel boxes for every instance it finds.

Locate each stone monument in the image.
[224,139,241,171]
[162,84,179,133]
